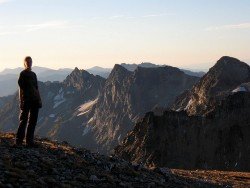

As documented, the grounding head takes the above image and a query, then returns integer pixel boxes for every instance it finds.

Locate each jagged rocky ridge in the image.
[0,133,229,188]
[172,56,250,115]
[115,57,250,172]
[121,62,206,77]
[88,65,199,153]
[0,64,199,154]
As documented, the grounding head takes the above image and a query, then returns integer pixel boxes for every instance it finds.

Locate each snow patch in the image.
[184,98,193,110]
[54,99,66,109]
[49,114,55,118]
[77,98,98,116]
[37,117,44,123]
[88,117,94,124]
[66,90,75,94]
[118,134,122,144]
[53,87,66,108]
[176,107,182,112]
[232,86,247,93]
[78,109,90,116]
[82,126,91,136]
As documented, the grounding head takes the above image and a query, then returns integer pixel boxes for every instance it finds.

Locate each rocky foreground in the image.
[0,133,248,188]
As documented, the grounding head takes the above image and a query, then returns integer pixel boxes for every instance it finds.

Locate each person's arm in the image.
[34,73,42,108]
[18,72,25,89]
[35,74,38,90]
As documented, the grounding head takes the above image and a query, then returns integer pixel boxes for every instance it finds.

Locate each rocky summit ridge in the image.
[172,56,250,115]
[0,133,236,188]
[89,64,199,153]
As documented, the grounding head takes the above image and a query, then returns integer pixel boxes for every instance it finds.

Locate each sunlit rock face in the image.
[172,56,250,115]
[89,64,199,153]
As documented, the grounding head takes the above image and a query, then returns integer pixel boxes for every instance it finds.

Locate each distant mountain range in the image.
[0,67,73,97]
[0,64,205,97]
[120,62,206,77]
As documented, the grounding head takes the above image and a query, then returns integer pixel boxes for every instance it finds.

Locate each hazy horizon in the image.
[0,63,206,72]
[1,0,250,71]
[1,57,250,73]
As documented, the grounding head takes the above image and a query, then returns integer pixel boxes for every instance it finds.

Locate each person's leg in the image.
[26,107,39,145]
[16,108,29,144]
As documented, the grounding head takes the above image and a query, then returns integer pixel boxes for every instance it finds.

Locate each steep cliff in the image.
[115,92,250,171]
[89,65,199,153]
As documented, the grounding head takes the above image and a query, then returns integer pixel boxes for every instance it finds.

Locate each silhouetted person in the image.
[16,56,42,147]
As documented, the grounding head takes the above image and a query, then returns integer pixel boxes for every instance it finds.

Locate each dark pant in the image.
[16,105,39,144]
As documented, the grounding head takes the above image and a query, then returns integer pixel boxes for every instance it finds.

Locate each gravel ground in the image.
[0,133,231,188]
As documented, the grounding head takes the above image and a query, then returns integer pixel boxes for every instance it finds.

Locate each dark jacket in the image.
[18,69,42,109]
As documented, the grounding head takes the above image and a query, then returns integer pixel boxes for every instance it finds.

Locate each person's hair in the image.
[24,56,32,69]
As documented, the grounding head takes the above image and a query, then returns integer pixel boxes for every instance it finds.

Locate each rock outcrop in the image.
[89,65,199,153]
[115,92,250,171]
[172,56,250,115]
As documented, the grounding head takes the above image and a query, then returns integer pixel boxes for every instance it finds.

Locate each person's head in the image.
[24,56,32,70]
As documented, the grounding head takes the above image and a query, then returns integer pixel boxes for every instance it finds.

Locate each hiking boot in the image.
[12,142,23,148]
[26,142,39,148]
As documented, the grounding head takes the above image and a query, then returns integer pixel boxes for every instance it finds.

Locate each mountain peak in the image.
[108,64,131,80]
[172,57,250,115]
[74,67,80,71]
[214,56,247,69]
[113,64,130,72]
[63,67,105,91]
[209,56,250,80]
[218,56,240,62]
[70,67,90,76]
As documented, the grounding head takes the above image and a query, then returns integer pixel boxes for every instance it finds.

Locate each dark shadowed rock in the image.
[115,92,250,172]
[0,133,229,188]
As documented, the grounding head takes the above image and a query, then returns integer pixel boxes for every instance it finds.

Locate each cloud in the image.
[20,20,69,32]
[109,15,125,19]
[0,20,85,37]
[206,22,250,31]
[105,13,174,20]
[142,13,175,18]
[0,31,17,36]
[0,0,10,5]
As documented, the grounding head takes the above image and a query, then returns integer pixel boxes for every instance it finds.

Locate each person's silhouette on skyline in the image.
[16,56,42,147]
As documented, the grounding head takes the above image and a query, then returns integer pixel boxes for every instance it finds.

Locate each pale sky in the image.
[0,0,250,71]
